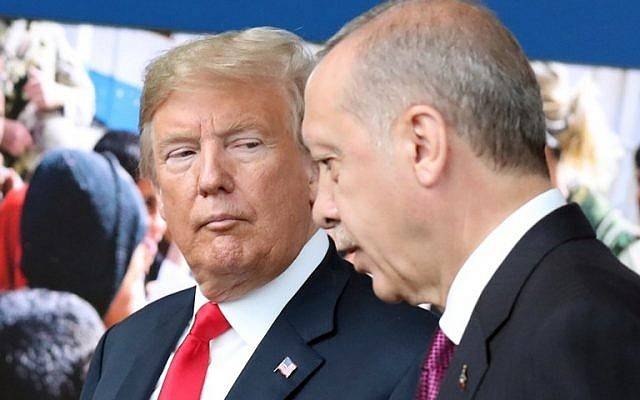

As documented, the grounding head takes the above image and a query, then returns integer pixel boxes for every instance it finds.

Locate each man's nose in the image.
[197,146,234,196]
[312,182,340,229]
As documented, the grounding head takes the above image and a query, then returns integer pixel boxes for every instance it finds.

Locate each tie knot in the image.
[189,302,230,342]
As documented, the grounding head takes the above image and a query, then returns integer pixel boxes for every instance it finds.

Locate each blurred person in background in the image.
[93,129,195,300]
[0,57,32,159]
[0,79,26,200]
[0,85,26,289]
[20,148,149,327]
[536,61,640,273]
[0,288,104,400]
[0,181,27,291]
[534,61,623,197]
[0,18,97,173]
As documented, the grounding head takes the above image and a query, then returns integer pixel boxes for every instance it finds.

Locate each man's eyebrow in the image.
[156,130,197,148]
[156,118,262,144]
[306,132,342,157]
[310,145,342,161]
[219,117,267,137]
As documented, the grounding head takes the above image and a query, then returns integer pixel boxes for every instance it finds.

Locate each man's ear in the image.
[398,104,448,187]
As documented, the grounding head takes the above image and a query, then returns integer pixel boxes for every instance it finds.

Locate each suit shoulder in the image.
[304,262,433,398]
[339,266,437,337]
[531,238,640,314]
[108,287,194,335]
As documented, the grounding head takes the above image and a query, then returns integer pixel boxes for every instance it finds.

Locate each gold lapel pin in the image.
[458,364,468,390]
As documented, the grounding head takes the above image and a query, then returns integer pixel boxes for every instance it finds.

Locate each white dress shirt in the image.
[149,230,329,400]
[439,189,566,345]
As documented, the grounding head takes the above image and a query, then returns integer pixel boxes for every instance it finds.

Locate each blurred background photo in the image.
[0,1,639,398]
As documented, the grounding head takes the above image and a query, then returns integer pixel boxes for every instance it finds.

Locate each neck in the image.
[419,168,553,309]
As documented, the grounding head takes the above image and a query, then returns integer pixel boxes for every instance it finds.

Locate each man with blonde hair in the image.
[82,27,435,400]
[304,0,640,398]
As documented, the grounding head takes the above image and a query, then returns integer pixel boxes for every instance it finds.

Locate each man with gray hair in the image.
[303,0,640,399]
[81,27,435,400]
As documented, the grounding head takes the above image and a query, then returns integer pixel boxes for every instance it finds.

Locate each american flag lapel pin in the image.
[274,356,297,379]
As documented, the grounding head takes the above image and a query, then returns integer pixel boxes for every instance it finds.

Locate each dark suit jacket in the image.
[81,243,436,400]
[433,204,640,399]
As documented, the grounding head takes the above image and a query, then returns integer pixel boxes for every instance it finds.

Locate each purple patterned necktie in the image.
[416,327,456,400]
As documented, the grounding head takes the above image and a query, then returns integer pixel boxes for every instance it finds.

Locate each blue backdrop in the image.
[1,0,639,68]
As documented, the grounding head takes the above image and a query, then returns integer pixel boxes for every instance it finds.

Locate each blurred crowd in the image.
[0,13,640,400]
[0,18,194,399]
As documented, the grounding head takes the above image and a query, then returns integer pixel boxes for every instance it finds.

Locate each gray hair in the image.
[324,0,548,176]
[139,27,316,182]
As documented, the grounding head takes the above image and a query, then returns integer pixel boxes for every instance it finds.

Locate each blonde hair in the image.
[139,27,315,182]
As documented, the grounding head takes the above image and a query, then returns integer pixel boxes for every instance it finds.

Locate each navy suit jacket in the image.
[434,204,640,399]
[81,243,436,400]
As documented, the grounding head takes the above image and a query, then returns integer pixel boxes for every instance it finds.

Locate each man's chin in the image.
[342,251,357,264]
[349,257,370,276]
[371,280,403,304]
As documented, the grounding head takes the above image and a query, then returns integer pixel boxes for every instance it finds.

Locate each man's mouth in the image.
[198,214,245,231]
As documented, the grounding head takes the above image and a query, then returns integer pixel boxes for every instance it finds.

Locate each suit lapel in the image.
[224,318,325,399]
[115,288,195,400]
[438,204,595,399]
[438,317,487,400]
[226,243,350,400]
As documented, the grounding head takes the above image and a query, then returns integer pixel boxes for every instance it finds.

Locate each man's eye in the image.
[317,159,339,182]
[167,149,195,160]
[231,140,262,150]
[319,159,333,171]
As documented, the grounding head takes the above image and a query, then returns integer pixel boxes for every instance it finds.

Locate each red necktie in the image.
[158,302,231,400]
[416,327,456,400]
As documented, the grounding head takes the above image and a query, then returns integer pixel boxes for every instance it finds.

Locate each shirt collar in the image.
[194,229,329,347]
[439,189,565,344]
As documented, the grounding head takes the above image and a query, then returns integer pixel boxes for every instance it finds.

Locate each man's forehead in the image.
[305,66,320,94]
[303,41,364,148]
[311,35,360,87]
[305,57,351,121]
[304,65,327,106]
[153,84,283,126]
